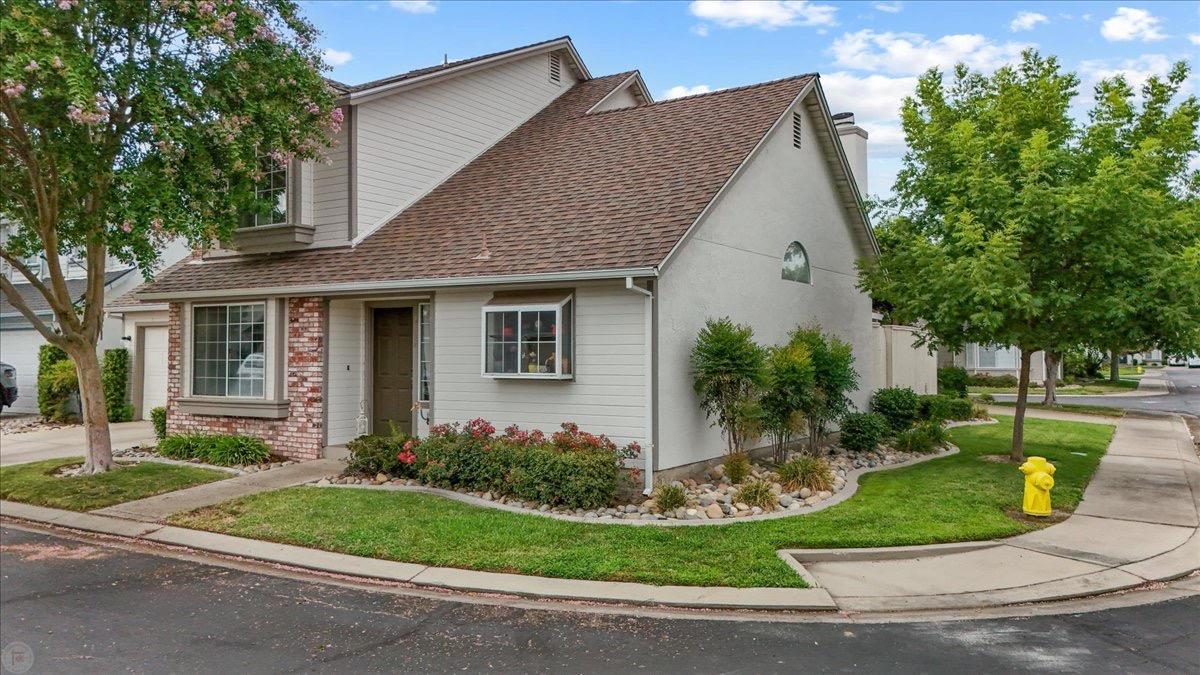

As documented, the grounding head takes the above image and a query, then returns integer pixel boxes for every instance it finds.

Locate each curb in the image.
[0,500,836,612]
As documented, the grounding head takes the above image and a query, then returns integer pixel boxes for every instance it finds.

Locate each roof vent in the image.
[792,112,802,149]
[549,52,561,84]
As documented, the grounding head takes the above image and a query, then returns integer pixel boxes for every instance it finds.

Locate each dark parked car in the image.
[0,361,17,410]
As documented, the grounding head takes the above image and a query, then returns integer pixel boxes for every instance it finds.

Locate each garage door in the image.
[141,326,168,419]
[0,328,45,414]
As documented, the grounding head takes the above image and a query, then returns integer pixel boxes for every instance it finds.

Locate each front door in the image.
[372,307,414,435]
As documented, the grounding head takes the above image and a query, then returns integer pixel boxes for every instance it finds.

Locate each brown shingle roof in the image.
[141,72,816,297]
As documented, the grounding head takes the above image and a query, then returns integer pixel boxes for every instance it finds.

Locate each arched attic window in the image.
[782,241,811,284]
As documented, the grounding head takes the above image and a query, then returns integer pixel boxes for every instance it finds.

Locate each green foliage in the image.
[36,344,68,420]
[1064,349,1105,379]
[691,318,765,454]
[920,395,975,422]
[654,483,688,511]
[0,458,227,512]
[101,348,132,422]
[937,366,969,398]
[723,452,750,484]
[150,407,167,441]
[976,393,996,404]
[870,387,921,432]
[41,358,79,422]
[895,421,950,454]
[157,433,270,466]
[346,435,416,478]
[838,412,891,452]
[775,456,833,492]
[968,373,1019,387]
[737,479,778,510]
[759,342,815,463]
[787,326,859,451]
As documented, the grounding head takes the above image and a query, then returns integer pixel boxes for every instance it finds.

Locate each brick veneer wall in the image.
[165,297,326,460]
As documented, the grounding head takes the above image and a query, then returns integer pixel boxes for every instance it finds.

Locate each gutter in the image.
[625,276,655,495]
[137,267,659,301]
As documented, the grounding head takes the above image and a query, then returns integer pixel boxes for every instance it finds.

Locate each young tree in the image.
[759,341,814,464]
[788,326,857,454]
[690,318,765,457]
[1,0,341,472]
[860,52,1199,460]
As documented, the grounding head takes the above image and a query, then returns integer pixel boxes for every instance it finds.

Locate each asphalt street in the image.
[996,366,1200,416]
[1,526,1196,673]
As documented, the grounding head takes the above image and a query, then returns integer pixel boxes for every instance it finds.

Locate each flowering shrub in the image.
[351,419,639,509]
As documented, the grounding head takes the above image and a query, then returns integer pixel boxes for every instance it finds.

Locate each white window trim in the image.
[244,157,291,229]
[183,300,279,400]
[972,343,1020,370]
[417,301,433,403]
[480,296,574,380]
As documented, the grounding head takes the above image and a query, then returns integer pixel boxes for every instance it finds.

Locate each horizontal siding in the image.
[311,120,349,245]
[327,299,363,444]
[354,52,577,235]
[432,283,648,447]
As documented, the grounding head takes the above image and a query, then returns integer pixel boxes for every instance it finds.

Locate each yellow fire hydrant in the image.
[1019,456,1056,516]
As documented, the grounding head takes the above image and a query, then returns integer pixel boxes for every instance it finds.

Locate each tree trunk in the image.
[1109,348,1120,382]
[1042,351,1059,406]
[68,343,114,474]
[1011,349,1033,462]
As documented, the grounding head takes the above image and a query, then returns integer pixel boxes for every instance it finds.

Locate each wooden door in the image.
[372,307,414,435]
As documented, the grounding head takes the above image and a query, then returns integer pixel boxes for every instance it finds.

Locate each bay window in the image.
[482,292,573,379]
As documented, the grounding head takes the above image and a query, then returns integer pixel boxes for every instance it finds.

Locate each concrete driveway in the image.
[0,420,157,466]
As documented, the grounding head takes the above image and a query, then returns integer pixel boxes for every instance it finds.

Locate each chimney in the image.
[833,112,868,197]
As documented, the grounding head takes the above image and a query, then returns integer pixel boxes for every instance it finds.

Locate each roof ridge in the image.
[586,72,817,116]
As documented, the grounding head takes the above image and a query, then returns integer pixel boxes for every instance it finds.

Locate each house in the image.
[132,36,880,487]
[938,344,1061,384]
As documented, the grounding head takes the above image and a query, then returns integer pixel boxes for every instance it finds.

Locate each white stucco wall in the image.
[655,93,877,470]
[431,282,649,448]
[873,324,937,394]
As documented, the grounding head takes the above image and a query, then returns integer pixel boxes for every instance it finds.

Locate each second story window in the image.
[247,156,288,227]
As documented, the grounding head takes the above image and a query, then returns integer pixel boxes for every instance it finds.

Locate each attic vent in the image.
[549,52,561,84]
[792,112,802,148]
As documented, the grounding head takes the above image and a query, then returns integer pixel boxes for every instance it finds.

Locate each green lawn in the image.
[0,458,229,511]
[969,378,1139,396]
[171,416,1114,588]
[989,401,1126,418]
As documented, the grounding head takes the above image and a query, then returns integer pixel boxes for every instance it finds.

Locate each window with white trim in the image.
[191,303,266,397]
[782,241,811,284]
[482,294,573,378]
[976,344,1018,369]
[244,156,288,228]
[418,302,432,401]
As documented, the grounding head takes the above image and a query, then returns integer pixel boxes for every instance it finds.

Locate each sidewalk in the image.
[783,412,1199,611]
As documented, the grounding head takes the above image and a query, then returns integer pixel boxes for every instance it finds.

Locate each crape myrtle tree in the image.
[859,51,1200,461]
[0,0,342,473]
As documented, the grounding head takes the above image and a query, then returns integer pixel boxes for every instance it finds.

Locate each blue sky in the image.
[304,1,1199,198]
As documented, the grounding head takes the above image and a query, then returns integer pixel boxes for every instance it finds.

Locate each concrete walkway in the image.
[785,413,1199,611]
[92,459,344,522]
[0,420,157,466]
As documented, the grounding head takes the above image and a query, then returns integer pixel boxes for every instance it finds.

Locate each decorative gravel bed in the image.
[0,417,78,435]
[113,446,295,475]
[311,442,962,525]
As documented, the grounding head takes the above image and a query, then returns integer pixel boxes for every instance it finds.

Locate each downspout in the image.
[625,276,655,495]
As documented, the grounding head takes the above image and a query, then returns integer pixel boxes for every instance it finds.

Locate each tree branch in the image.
[0,274,66,346]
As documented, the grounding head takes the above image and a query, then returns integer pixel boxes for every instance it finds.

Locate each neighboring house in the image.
[938,344,1062,384]
[132,36,880,485]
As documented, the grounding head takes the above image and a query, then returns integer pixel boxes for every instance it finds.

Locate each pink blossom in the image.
[267,149,292,167]
[197,1,215,15]
[151,218,164,232]
[57,0,77,9]
[253,23,276,42]
[120,221,132,233]
[2,81,25,97]
[52,56,63,68]
[24,60,39,72]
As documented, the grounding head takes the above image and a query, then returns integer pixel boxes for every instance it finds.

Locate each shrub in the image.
[654,483,688,511]
[838,412,890,452]
[967,372,1019,387]
[788,326,859,453]
[937,366,969,398]
[976,393,996,404]
[759,342,815,463]
[972,404,991,420]
[776,456,833,492]
[206,435,271,465]
[691,318,765,455]
[894,421,949,454]
[723,452,750,484]
[157,433,208,461]
[346,434,417,477]
[102,348,133,422]
[738,479,778,510]
[41,359,79,422]
[36,344,69,420]
[921,395,974,422]
[870,387,920,431]
[150,407,167,440]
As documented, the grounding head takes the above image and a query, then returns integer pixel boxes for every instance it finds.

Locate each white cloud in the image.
[829,29,1028,76]
[389,0,436,13]
[872,1,902,13]
[691,23,710,37]
[1100,7,1166,42]
[1078,54,1192,97]
[1189,34,1200,46]
[662,84,713,99]
[1010,11,1048,32]
[688,1,837,30]
[321,48,354,67]
[820,72,916,157]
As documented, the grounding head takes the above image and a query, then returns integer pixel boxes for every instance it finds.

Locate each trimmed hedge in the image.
[920,394,974,422]
[967,372,1019,387]
[937,366,969,398]
[36,344,68,420]
[102,348,133,422]
[839,411,891,452]
[150,406,167,440]
[158,433,270,466]
[869,387,920,431]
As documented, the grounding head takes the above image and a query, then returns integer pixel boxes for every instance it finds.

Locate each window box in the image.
[481,291,574,379]
[230,222,315,253]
